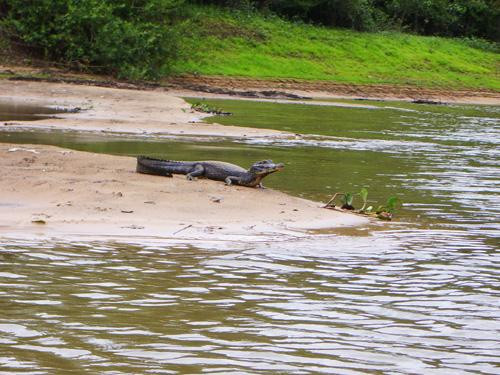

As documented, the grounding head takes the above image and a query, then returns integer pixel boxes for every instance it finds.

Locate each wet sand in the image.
[0,143,368,240]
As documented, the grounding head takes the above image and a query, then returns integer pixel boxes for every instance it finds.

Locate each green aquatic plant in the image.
[323,188,400,221]
[375,196,400,220]
[385,196,399,213]
[324,188,367,210]
[359,187,368,211]
[340,192,355,210]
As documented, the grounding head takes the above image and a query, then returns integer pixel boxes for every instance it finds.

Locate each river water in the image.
[0,98,499,373]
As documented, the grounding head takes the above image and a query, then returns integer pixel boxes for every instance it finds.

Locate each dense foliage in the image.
[192,0,499,41]
[0,0,497,83]
[0,0,184,79]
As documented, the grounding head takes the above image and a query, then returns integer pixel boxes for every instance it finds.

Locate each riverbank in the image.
[3,68,499,110]
[173,5,499,92]
[0,143,367,240]
[2,66,499,106]
[170,75,500,106]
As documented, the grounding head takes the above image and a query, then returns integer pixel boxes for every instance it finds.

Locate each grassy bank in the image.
[174,6,499,90]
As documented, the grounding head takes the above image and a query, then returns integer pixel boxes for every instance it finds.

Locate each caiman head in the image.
[248,159,285,176]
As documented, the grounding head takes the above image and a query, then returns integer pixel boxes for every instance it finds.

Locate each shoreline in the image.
[2,64,499,106]
[0,143,368,241]
[168,75,500,106]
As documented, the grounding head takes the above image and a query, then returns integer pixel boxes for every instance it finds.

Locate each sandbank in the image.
[1,79,290,138]
[0,143,368,241]
[1,74,498,142]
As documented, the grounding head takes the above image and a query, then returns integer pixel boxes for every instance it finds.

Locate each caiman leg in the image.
[224,176,241,186]
[186,164,205,180]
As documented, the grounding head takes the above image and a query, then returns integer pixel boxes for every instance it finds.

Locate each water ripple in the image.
[0,238,499,374]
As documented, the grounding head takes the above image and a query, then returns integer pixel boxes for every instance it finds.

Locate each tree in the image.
[0,0,185,79]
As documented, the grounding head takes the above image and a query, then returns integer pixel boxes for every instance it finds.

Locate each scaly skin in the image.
[136,156,284,188]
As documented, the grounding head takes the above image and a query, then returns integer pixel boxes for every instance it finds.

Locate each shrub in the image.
[0,0,184,80]
[459,37,499,53]
[188,0,500,41]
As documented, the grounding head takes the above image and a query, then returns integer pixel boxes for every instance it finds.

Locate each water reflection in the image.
[0,237,499,373]
[0,101,71,121]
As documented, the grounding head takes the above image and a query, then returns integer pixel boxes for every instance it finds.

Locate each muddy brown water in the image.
[0,98,499,373]
[0,101,70,121]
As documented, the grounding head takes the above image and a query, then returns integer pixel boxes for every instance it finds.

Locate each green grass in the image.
[174,6,499,90]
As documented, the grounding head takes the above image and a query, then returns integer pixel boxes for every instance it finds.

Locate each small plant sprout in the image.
[323,188,367,211]
[375,196,400,220]
[340,192,355,210]
[385,196,399,213]
[359,188,368,211]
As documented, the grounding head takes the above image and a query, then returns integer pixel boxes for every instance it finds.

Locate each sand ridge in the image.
[0,144,368,240]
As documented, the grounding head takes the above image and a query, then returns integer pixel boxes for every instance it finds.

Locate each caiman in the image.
[136,156,284,188]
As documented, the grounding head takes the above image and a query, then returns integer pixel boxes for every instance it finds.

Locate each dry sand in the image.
[0,144,368,240]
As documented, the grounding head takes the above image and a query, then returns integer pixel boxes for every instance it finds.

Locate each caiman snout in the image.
[250,160,285,175]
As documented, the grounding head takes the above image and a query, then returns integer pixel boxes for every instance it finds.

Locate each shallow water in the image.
[1,98,499,373]
[0,101,69,121]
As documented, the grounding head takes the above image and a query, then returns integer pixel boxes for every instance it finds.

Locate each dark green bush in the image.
[0,0,184,79]
[308,0,390,32]
[459,36,499,53]
[380,0,499,40]
[190,0,500,41]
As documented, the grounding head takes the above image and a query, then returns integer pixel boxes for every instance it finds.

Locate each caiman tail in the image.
[136,156,192,176]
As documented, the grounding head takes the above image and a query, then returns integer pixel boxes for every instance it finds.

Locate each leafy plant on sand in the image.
[323,188,400,221]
